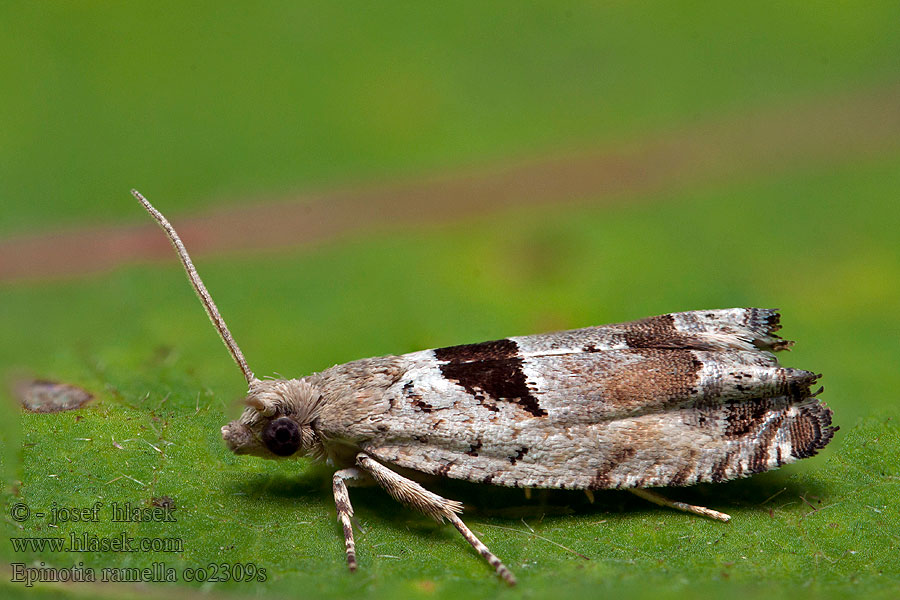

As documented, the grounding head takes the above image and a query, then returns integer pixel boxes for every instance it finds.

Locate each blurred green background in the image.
[2,3,899,599]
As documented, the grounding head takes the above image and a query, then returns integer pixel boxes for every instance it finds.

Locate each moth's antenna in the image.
[131,189,257,385]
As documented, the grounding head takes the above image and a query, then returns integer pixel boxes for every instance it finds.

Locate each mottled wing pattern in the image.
[352,308,835,489]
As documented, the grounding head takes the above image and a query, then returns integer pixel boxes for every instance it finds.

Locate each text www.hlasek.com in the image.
[11,532,183,553]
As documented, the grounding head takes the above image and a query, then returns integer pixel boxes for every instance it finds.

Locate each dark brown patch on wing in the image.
[724,400,770,438]
[621,314,696,349]
[603,349,702,411]
[436,339,547,417]
[434,338,518,363]
[789,403,837,459]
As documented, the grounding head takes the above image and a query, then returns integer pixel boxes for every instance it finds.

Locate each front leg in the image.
[355,453,516,586]
[332,467,370,572]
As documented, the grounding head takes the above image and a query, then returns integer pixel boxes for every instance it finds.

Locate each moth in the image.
[133,190,836,585]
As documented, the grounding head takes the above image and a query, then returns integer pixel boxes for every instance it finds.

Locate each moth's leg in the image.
[333,467,372,572]
[355,453,517,586]
[629,488,731,522]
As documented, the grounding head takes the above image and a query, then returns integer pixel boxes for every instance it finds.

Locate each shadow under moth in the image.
[133,190,836,585]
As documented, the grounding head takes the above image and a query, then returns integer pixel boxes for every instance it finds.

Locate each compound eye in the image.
[261,417,302,456]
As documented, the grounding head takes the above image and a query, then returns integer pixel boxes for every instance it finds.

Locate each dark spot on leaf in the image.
[16,379,93,413]
[151,496,176,510]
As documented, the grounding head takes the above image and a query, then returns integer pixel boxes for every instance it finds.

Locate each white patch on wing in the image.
[510,331,629,357]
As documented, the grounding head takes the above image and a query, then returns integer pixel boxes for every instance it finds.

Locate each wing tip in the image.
[746,308,795,352]
[790,399,838,459]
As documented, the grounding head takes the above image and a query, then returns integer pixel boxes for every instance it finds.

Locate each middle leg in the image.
[355,453,516,585]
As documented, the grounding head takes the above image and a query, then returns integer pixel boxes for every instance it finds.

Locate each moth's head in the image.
[132,192,325,461]
[221,378,325,460]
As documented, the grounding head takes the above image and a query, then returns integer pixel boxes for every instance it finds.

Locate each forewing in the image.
[356,308,833,488]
